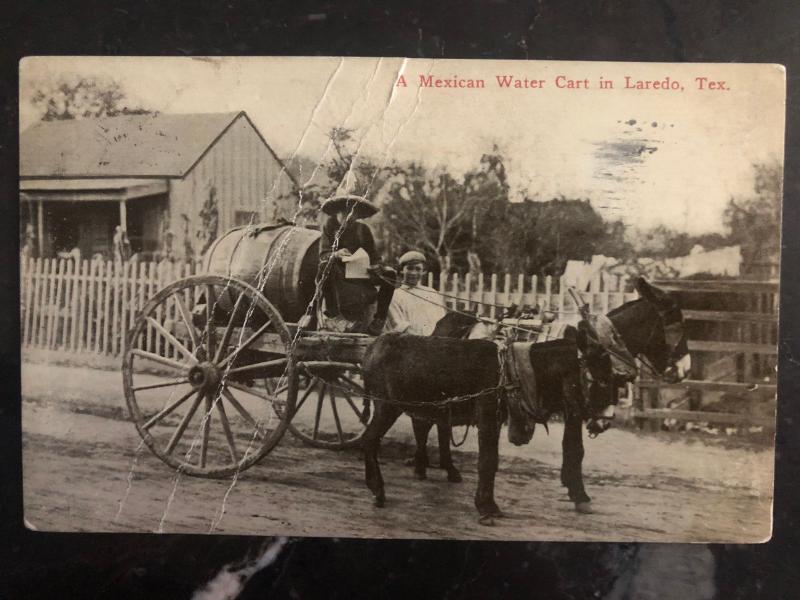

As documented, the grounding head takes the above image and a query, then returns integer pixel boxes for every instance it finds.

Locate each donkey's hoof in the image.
[414,470,427,481]
[447,469,463,483]
[575,501,593,514]
[374,496,385,508]
[478,515,496,526]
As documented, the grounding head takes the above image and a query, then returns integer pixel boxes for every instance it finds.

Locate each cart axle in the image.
[188,362,221,390]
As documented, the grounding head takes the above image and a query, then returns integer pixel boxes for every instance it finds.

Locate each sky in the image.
[19,56,786,235]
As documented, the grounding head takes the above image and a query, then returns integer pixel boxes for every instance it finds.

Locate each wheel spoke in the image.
[216,393,240,463]
[225,381,275,403]
[173,293,200,349]
[214,290,247,363]
[205,284,217,359]
[225,358,288,377]
[133,378,188,392]
[217,320,275,368]
[131,349,190,373]
[339,374,365,394]
[313,383,325,440]
[222,386,266,441]
[341,389,365,422]
[143,387,196,430]
[146,317,198,364]
[201,394,212,468]
[329,388,345,444]
[165,391,203,455]
[295,377,319,414]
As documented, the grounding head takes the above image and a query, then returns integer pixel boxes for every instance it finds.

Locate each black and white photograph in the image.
[19,56,782,542]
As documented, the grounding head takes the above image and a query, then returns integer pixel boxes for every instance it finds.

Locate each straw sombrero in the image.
[320,194,379,219]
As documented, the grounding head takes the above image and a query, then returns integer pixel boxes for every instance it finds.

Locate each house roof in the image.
[20,111,257,179]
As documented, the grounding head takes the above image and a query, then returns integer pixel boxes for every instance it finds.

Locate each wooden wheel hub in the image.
[188,362,221,390]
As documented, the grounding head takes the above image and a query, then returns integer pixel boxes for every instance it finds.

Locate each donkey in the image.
[360,277,690,523]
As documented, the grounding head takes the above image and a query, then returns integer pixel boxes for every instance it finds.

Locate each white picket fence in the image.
[20,257,638,358]
[427,271,638,319]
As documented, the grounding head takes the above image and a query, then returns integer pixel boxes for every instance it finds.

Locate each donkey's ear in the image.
[636,277,671,306]
[634,277,651,298]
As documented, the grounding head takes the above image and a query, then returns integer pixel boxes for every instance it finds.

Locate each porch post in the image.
[119,199,127,232]
[37,200,44,258]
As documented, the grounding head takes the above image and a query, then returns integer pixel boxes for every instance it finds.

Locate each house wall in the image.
[169,115,297,261]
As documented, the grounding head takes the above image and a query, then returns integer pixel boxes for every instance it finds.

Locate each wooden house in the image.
[20,111,298,260]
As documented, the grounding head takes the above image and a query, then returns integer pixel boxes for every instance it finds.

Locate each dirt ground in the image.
[21,361,774,542]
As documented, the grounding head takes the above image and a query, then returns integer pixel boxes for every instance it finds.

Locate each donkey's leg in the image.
[411,419,432,480]
[436,424,462,483]
[363,402,402,508]
[474,400,502,524]
[561,409,592,512]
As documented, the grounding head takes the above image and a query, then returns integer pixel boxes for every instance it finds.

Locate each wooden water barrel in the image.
[204,224,321,323]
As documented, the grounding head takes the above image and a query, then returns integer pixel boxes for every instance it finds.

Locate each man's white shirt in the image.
[385,284,447,336]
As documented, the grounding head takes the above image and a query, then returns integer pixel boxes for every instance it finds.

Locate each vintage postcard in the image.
[20,57,783,541]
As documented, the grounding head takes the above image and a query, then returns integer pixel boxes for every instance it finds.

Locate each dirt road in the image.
[22,362,773,542]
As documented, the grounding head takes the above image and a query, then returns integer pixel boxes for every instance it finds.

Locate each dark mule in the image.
[360,277,690,523]
[405,308,525,483]
[403,310,494,484]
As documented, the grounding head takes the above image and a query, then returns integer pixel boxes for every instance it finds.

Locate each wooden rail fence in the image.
[635,279,778,430]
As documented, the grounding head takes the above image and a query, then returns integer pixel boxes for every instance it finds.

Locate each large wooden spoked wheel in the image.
[122,274,294,478]
[271,366,372,450]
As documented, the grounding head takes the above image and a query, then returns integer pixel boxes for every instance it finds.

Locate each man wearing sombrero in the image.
[317,194,396,335]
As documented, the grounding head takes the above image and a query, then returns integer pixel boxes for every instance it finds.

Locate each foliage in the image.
[289,127,393,228]
[723,162,782,263]
[481,197,622,276]
[630,225,729,259]
[31,74,152,121]
[381,148,509,272]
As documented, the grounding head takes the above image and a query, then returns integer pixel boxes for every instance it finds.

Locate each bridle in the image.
[635,301,687,380]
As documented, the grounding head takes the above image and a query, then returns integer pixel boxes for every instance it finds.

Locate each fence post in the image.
[544,275,552,313]
[41,259,55,349]
[112,261,121,356]
[20,258,32,344]
[25,259,42,348]
[451,272,460,312]
[477,273,485,317]
[48,259,66,349]
[502,273,511,311]
[60,260,74,350]
[70,260,83,352]
[92,261,105,353]
[87,260,100,352]
[464,272,472,312]
[101,261,113,354]
[489,274,498,320]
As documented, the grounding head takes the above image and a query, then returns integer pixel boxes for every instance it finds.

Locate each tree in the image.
[31,74,152,121]
[290,127,392,229]
[481,197,617,276]
[381,149,510,273]
[630,225,729,259]
[723,162,782,264]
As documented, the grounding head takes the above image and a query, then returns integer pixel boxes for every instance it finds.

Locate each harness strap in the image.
[501,342,549,423]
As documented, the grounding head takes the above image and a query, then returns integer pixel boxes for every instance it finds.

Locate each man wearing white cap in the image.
[385,250,447,336]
